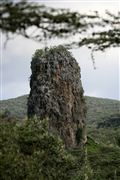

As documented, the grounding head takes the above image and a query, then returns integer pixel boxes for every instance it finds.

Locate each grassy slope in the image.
[0,95,120,123]
[0,95,28,119]
[87,137,120,179]
[86,96,120,127]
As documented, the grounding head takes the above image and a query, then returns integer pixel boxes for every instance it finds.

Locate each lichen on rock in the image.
[28,45,87,148]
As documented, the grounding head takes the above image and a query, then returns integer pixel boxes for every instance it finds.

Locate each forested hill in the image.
[0,95,120,121]
[0,95,120,127]
[86,96,120,127]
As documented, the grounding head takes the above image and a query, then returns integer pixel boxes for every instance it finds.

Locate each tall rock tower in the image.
[28,46,87,148]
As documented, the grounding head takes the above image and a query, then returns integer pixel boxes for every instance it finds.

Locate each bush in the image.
[0,117,77,180]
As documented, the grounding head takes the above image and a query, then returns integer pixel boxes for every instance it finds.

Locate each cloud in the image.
[1,81,29,100]
[40,0,119,14]
[1,40,119,100]
[0,1,119,100]
[71,47,119,100]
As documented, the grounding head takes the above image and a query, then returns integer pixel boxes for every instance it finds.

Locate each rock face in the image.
[28,46,87,148]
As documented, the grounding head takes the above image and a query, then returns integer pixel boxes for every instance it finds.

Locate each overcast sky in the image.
[0,0,120,100]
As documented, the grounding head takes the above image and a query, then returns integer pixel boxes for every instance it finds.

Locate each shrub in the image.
[0,117,77,180]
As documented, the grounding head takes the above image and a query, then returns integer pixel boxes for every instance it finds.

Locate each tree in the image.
[0,117,79,180]
[0,0,120,51]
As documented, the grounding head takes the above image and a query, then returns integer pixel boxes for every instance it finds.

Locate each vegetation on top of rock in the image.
[32,46,72,65]
[33,45,70,58]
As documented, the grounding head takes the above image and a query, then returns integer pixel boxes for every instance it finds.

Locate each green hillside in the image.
[0,95,120,179]
[0,95,28,119]
[0,95,120,125]
[86,96,120,128]
[1,94,120,146]
[0,95,120,146]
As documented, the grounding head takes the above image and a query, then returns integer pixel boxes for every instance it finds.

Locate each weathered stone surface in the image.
[28,46,87,148]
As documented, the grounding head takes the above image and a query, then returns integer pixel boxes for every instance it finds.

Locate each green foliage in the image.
[33,49,45,59]
[0,118,24,180]
[86,96,120,128]
[32,45,71,60]
[0,95,28,119]
[0,117,79,180]
[73,147,93,180]
[87,136,101,154]
[0,0,119,51]
[87,136,120,179]
[18,118,77,180]
[0,95,120,179]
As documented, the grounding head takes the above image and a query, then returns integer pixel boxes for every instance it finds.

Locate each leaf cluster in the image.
[0,117,81,180]
[1,0,119,51]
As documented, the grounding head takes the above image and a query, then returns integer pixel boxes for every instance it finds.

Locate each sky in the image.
[0,0,120,100]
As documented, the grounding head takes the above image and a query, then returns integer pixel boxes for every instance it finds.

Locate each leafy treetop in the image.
[0,0,120,51]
